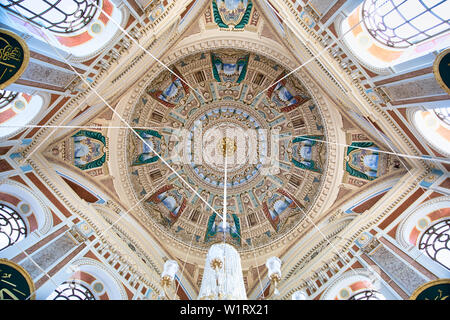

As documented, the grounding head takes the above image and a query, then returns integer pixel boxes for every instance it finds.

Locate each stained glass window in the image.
[47,281,96,300]
[0,0,100,34]
[413,109,450,156]
[433,107,450,127]
[349,289,385,300]
[418,219,450,270]
[0,203,27,251]
[362,0,450,48]
[0,90,18,111]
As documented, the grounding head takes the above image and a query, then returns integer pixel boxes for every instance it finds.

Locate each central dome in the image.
[125,49,328,249]
[183,104,268,194]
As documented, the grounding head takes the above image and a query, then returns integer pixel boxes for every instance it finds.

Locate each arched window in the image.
[0,90,18,111]
[320,270,384,300]
[0,203,27,251]
[362,0,450,48]
[433,107,450,127]
[0,0,100,34]
[47,281,96,300]
[340,0,450,69]
[418,219,450,270]
[349,289,385,300]
[0,92,45,140]
[0,0,124,59]
[412,107,450,156]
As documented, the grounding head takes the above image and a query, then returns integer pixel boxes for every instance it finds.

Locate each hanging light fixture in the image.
[264,256,282,299]
[159,134,283,300]
[197,243,248,300]
[160,260,179,300]
[292,290,308,300]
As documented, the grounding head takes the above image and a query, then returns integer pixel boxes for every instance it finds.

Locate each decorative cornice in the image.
[107,34,343,265]
[279,167,429,299]
[278,0,430,171]
[25,155,161,294]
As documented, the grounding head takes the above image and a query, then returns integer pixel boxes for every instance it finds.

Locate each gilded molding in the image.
[25,156,161,294]
[108,34,343,265]
[2,179,52,235]
[278,0,430,171]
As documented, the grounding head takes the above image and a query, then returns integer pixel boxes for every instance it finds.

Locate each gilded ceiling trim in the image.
[108,34,344,266]
[276,0,430,171]
[1,179,53,235]
[24,155,162,294]
[279,168,429,300]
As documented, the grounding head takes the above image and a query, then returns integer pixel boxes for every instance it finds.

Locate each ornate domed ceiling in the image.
[123,49,329,250]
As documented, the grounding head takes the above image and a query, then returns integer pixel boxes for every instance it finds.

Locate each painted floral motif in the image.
[205,211,241,245]
[72,130,106,171]
[132,129,162,166]
[291,135,324,173]
[212,0,253,29]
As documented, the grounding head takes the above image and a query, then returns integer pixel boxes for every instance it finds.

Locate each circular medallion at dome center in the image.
[124,49,331,250]
[183,104,269,194]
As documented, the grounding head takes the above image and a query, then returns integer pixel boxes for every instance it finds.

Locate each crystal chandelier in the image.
[197,243,247,300]
[159,138,286,300]
[160,248,283,300]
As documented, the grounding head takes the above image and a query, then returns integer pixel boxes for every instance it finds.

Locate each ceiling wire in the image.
[3,0,444,300]
[6,1,224,301]
[0,0,402,300]
[256,0,391,99]
[2,0,390,300]
[2,123,449,165]
[261,0,450,298]
[251,0,396,297]
[83,0,269,300]
[1,2,184,300]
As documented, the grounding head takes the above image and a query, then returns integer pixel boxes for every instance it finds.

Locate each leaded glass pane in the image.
[433,107,450,127]
[349,289,385,300]
[0,0,100,34]
[362,0,450,48]
[47,281,96,300]
[418,219,450,270]
[0,203,27,251]
[0,90,18,110]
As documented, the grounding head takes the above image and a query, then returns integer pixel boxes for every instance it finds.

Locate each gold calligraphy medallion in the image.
[0,29,30,89]
[0,259,35,300]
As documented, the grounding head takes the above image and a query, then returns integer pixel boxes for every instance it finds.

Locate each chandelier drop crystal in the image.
[197,243,248,300]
